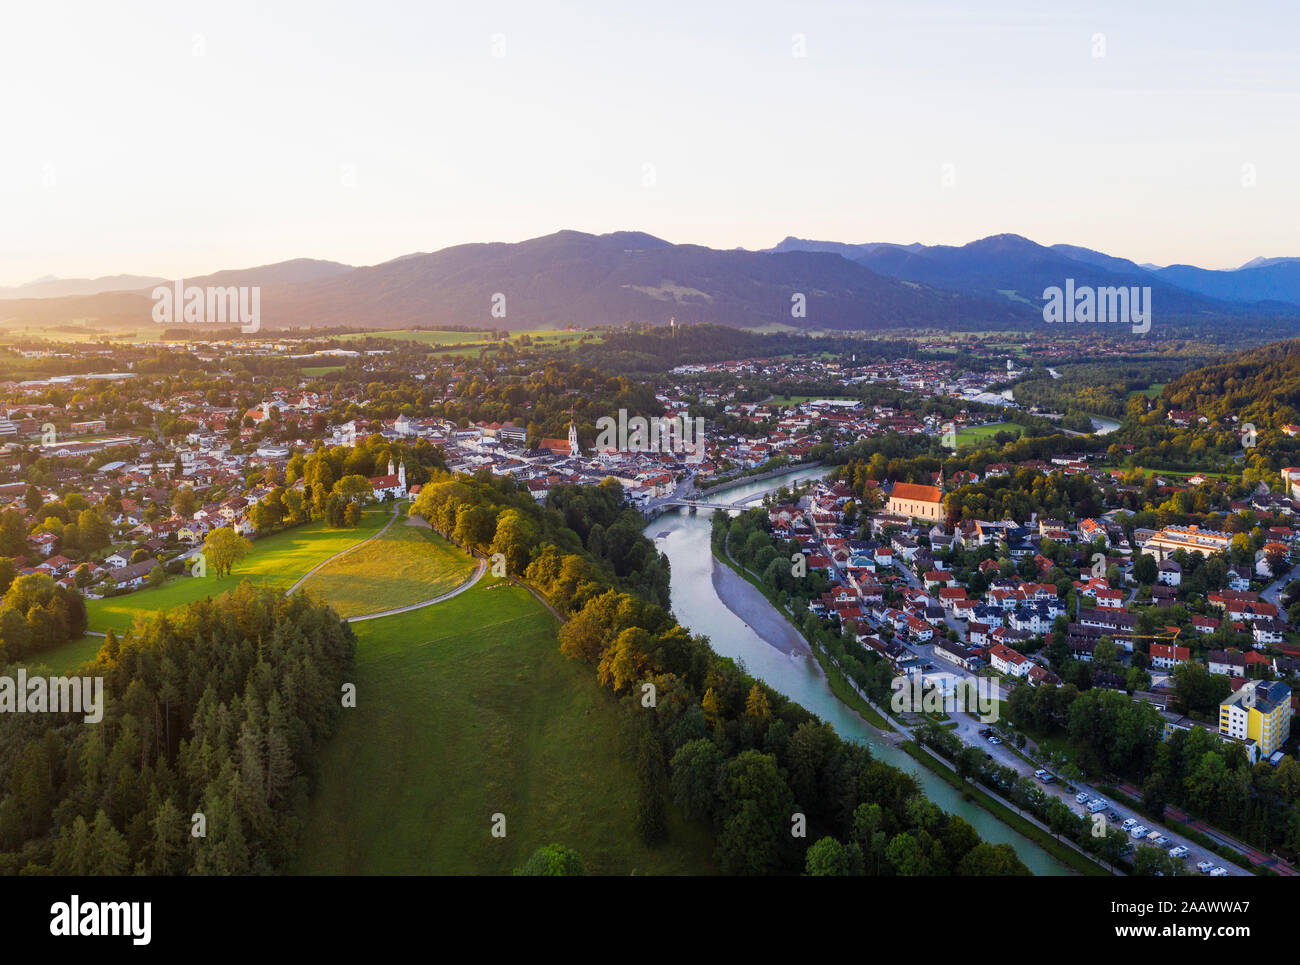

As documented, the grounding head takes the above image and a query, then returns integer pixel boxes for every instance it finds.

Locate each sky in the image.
[2,0,1298,286]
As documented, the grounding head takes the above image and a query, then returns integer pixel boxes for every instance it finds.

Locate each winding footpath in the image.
[343,557,487,623]
[86,503,485,636]
[284,502,404,596]
[291,502,490,621]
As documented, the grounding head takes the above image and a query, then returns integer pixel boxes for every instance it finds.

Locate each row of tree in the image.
[0,573,88,662]
[1005,684,1300,858]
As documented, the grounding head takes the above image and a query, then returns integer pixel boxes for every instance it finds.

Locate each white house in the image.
[1158,560,1182,586]
[989,643,1031,678]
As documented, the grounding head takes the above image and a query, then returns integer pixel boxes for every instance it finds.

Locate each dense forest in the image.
[0,584,355,874]
[1163,338,1300,430]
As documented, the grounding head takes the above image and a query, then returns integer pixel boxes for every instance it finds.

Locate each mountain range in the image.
[767,235,1300,314]
[4,231,1300,333]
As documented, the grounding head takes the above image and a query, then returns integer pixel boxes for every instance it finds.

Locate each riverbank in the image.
[714,529,895,731]
[649,469,1077,874]
[695,459,824,496]
[711,525,1113,876]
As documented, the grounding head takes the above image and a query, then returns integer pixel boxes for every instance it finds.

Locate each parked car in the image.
[1087,799,1108,814]
[987,736,1001,744]
[1107,810,1120,820]
[1076,792,1090,804]
[1169,846,1190,860]
[1210,867,1229,877]
[1196,860,1215,873]
[1129,825,1149,839]
[1122,818,1137,831]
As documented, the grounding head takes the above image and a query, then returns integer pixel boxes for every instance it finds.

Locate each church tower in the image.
[398,460,407,490]
[568,420,579,457]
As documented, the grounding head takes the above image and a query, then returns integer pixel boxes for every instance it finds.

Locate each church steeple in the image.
[568,419,579,457]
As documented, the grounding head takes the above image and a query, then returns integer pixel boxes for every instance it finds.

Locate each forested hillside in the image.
[1164,339,1300,429]
[0,584,355,874]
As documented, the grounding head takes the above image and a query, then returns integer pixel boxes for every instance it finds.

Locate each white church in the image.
[367,458,408,500]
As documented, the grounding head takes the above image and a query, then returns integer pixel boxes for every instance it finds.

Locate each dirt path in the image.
[285,502,402,596]
[343,556,488,623]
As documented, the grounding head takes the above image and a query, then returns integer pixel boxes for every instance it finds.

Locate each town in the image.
[3,325,1299,880]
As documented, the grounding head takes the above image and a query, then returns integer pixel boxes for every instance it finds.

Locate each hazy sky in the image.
[2,0,1297,285]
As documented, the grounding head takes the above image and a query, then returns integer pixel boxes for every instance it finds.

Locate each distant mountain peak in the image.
[964,233,1042,250]
[1237,256,1300,271]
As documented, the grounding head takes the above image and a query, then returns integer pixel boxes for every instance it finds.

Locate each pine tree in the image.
[149,799,188,875]
[53,816,92,875]
[90,810,130,875]
[264,694,295,807]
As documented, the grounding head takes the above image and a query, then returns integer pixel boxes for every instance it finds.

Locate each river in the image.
[1090,415,1121,435]
[644,466,1076,875]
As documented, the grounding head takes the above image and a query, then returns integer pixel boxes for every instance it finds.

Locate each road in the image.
[942,709,1250,875]
[1258,570,1292,609]
[846,549,1251,874]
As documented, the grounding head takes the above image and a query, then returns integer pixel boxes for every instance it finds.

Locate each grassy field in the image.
[83,508,390,635]
[293,579,715,875]
[515,328,597,345]
[324,328,594,348]
[1129,383,1167,399]
[299,515,474,617]
[21,634,107,674]
[301,364,345,376]
[1093,464,1237,481]
[956,422,1024,446]
[329,329,491,345]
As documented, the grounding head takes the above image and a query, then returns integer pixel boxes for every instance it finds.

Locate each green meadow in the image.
[1129,383,1167,399]
[82,508,390,635]
[956,422,1024,446]
[299,515,474,617]
[21,634,107,675]
[324,328,596,348]
[293,579,715,875]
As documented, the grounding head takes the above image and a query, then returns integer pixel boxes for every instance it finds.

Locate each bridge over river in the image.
[654,497,757,512]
